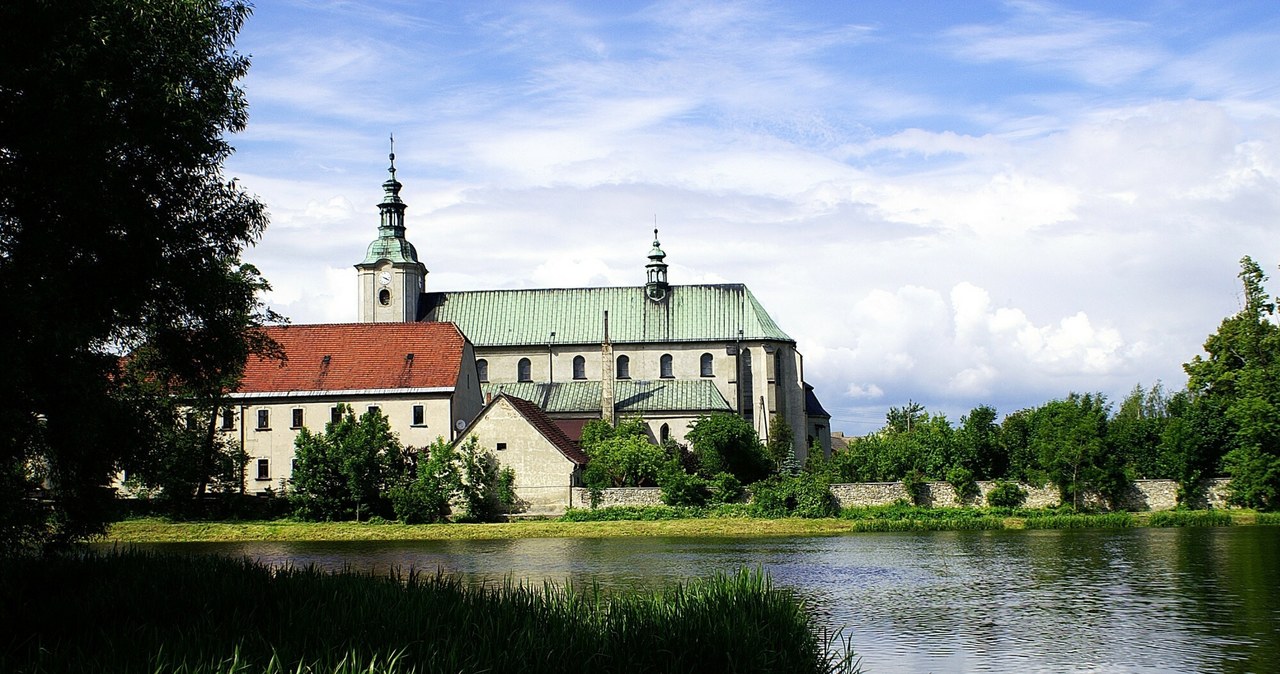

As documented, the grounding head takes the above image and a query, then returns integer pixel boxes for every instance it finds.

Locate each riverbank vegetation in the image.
[1,549,857,674]
[105,505,1278,543]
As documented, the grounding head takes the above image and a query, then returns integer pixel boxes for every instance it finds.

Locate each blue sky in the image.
[225,1,1280,434]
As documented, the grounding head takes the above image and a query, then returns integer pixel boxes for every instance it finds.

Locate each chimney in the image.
[601,310,615,425]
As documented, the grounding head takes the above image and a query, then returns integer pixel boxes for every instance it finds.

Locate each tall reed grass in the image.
[1,549,858,674]
[1257,512,1280,526]
[1022,512,1135,529]
[1147,510,1234,527]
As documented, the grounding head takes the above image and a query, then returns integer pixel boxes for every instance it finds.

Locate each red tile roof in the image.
[237,323,468,394]
[500,394,589,465]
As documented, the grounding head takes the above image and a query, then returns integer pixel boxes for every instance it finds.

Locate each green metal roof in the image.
[482,380,732,415]
[423,284,792,346]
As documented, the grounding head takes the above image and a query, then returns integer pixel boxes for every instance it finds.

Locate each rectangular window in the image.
[367,405,381,417]
[496,442,507,451]
[412,404,425,426]
[291,408,303,429]
[256,409,269,430]
[220,408,235,431]
[256,458,270,481]
[331,406,343,425]
[291,458,298,474]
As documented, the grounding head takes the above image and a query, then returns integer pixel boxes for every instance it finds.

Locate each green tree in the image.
[1107,383,1170,479]
[1027,393,1127,509]
[1157,392,1230,505]
[0,0,268,548]
[766,413,796,474]
[685,413,772,484]
[957,405,1002,479]
[456,436,512,522]
[1184,257,1280,509]
[290,406,406,520]
[390,437,458,524]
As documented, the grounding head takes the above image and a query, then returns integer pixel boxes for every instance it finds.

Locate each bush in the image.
[750,475,838,518]
[901,469,927,506]
[659,463,711,507]
[710,471,745,503]
[986,480,1028,508]
[946,465,980,503]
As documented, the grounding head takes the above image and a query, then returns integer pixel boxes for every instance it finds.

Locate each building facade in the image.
[223,322,483,493]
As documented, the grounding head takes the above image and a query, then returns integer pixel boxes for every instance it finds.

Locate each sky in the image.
[224,0,1280,435]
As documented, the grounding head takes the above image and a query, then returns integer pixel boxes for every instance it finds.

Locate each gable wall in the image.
[459,398,581,510]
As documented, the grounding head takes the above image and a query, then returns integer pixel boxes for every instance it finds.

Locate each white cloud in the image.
[226,1,1280,434]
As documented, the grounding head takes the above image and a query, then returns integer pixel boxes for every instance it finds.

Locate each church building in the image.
[356,151,832,462]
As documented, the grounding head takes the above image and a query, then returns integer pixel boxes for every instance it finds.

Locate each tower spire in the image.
[360,135,420,266]
[645,228,669,300]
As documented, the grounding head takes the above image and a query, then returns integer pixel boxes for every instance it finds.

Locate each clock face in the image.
[378,271,391,286]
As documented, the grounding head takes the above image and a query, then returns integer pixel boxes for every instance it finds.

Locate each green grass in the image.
[1148,510,1234,527]
[1,549,859,674]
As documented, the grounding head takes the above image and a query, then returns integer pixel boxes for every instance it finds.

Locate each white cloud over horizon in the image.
[227,0,1280,433]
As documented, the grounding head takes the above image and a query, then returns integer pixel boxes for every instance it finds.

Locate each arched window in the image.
[476,359,488,382]
[572,355,586,380]
[517,358,532,382]
[740,348,753,420]
[616,354,630,379]
[660,423,670,443]
[700,352,714,377]
[378,288,391,306]
[659,354,673,378]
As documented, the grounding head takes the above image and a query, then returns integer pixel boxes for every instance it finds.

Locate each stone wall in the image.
[567,478,1234,514]
[831,478,1233,511]
[569,486,664,509]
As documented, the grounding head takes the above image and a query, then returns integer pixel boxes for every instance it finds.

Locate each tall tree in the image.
[1184,257,1280,509]
[0,0,271,547]
[686,413,772,484]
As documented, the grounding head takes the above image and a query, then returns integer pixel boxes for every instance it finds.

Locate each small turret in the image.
[644,228,669,300]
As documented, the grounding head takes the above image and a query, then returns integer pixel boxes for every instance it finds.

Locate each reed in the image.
[1,549,858,674]
[1257,512,1280,526]
[1022,512,1135,529]
[1147,510,1234,527]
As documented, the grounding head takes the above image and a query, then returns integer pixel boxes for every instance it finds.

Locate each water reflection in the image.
[118,527,1280,674]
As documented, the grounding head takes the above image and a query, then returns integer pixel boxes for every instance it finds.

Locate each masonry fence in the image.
[569,478,1233,513]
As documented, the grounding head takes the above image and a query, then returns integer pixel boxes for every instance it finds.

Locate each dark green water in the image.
[123,526,1280,673]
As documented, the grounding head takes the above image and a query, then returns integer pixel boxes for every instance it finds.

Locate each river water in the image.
[124,526,1280,673]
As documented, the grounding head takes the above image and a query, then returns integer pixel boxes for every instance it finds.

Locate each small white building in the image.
[454,393,588,513]
[223,322,483,493]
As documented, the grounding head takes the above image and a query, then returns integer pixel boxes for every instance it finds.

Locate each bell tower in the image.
[356,136,427,322]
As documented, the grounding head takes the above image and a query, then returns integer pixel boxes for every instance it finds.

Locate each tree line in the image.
[810,256,1280,511]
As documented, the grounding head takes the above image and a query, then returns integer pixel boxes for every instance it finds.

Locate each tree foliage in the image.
[290,406,406,521]
[0,0,270,548]
[686,413,772,484]
[1184,256,1280,509]
[766,413,796,474]
[581,418,665,490]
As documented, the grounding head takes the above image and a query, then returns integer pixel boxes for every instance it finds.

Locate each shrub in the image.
[986,480,1028,508]
[750,475,838,518]
[659,463,711,507]
[946,465,980,503]
[901,469,927,506]
[710,471,745,504]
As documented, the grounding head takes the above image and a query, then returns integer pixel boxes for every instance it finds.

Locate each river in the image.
[122,526,1280,673]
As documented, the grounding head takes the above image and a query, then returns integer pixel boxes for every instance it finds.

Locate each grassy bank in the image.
[1,549,857,674]
[105,506,1273,543]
